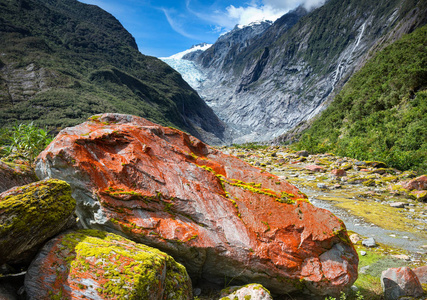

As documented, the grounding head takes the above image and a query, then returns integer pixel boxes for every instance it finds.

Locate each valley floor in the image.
[211,145,427,300]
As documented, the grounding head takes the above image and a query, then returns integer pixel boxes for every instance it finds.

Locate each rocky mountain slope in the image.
[0,0,228,144]
[285,23,427,173]
[184,0,427,143]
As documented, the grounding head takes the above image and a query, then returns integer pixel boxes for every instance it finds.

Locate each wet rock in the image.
[331,169,346,177]
[25,229,191,299]
[362,238,377,248]
[0,161,37,193]
[412,266,427,284]
[381,267,423,300]
[35,114,358,296]
[220,284,273,300]
[305,165,325,172]
[0,179,76,266]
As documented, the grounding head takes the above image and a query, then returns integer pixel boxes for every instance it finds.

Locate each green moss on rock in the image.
[0,179,76,265]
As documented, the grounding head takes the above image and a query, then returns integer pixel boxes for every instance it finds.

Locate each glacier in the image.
[160,44,211,90]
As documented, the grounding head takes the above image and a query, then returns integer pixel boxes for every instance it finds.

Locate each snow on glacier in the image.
[160,44,211,90]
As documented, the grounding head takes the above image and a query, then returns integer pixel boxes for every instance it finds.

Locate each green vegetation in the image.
[293,24,427,173]
[0,122,53,165]
[0,0,222,140]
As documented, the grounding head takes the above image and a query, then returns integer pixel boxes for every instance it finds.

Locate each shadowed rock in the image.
[0,179,76,266]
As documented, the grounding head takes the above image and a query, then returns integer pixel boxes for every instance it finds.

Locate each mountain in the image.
[285,24,427,173]
[181,0,427,143]
[0,0,228,144]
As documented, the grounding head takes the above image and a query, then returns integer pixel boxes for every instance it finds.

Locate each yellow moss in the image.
[59,230,191,299]
[0,179,76,237]
[316,195,426,235]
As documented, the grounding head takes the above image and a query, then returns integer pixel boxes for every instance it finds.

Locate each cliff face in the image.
[0,0,229,144]
[189,0,427,143]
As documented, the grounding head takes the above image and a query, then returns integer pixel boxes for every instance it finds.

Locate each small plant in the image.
[1,122,53,164]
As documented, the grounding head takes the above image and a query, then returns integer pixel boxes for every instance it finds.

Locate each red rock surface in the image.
[413,266,427,284]
[381,267,424,300]
[304,165,324,172]
[35,113,358,296]
[331,169,347,177]
[401,175,427,191]
[25,229,192,299]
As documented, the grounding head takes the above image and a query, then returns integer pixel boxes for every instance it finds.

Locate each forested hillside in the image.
[0,0,227,143]
[293,24,427,173]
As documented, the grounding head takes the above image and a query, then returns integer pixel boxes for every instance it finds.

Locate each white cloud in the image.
[161,8,204,40]
[185,0,327,34]
[168,0,327,39]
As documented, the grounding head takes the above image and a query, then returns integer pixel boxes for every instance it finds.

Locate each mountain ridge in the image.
[0,0,229,144]
[180,0,427,144]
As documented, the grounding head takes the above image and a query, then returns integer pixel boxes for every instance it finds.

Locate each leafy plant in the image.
[1,123,53,164]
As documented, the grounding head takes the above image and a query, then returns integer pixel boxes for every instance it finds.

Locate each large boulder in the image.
[0,179,76,266]
[0,161,37,193]
[35,113,358,296]
[25,229,192,299]
[381,267,424,300]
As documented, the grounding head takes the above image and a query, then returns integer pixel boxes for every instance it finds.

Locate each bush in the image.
[1,123,53,164]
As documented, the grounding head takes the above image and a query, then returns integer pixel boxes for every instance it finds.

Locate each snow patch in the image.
[160,43,212,60]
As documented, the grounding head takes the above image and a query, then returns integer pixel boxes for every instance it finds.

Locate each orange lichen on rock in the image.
[36,113,358,296]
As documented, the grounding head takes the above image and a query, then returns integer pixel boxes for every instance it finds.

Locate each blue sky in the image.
[79,0,326,57]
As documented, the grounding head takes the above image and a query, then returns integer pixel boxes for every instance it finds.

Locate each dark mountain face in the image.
[0,0,229,144]
[189,0,427,143]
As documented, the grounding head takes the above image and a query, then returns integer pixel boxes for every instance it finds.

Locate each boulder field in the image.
[35,113,358,296]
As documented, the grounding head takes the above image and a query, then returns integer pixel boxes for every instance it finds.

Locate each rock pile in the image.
[0,114,362,298]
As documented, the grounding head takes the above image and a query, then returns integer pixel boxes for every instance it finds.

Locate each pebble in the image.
[360,251,367,256]
[193,288,202,296]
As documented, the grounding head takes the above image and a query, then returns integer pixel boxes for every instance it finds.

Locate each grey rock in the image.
[317,183,328,189]
[360,251,367,256]
[220,284,273,300]
[362,237,377,248]
[389,202,406,208]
